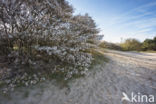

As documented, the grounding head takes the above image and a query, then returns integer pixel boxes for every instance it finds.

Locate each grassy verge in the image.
[88,48,109,68]
[140,50,156,53]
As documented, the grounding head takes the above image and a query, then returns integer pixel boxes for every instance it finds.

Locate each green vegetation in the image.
[99,41,122,50]
[88,49,109,67]
[120,38,142,51]
[120,37,156,51]
[141,37,156,51]
[100,37,156,52]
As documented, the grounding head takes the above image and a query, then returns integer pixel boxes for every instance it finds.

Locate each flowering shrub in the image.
[0,0,99,81]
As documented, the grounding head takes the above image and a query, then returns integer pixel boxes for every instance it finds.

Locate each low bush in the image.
[99,41,122,50]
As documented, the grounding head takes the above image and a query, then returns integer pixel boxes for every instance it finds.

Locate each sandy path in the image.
[0,49,156,104]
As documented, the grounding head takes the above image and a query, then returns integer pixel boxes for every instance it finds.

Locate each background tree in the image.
[142,37,156,51]
[120,38,142,51]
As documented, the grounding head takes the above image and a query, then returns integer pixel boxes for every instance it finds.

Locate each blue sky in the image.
[67,0,156,43]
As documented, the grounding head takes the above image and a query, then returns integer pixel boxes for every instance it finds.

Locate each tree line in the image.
[120,37,156,51]
[100,37,156,51]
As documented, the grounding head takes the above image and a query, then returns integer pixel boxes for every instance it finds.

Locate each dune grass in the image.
[88,48,109,68]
